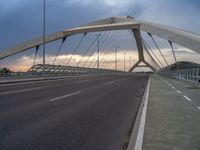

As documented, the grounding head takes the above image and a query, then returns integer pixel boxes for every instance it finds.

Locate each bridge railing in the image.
[0,72,52,80]
[157,68,200,85]
[0,70,127,80]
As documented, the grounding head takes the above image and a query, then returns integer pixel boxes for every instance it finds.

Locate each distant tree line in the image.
[0,67,11,73]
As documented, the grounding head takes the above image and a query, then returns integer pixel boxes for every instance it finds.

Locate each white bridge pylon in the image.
[0,16,200,72]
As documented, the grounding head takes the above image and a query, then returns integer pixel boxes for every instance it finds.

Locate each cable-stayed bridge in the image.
[0,16,200,150]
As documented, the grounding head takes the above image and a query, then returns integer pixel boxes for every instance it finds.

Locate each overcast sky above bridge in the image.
[0,0,200,71]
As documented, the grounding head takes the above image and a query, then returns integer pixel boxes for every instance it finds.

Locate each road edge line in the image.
[0,87,42,95]
[127,75,151,150]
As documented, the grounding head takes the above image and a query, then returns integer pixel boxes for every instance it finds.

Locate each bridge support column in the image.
[129,29,156,72]
[129,60,156,72]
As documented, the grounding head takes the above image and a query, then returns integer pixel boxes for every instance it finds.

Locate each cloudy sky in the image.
[0,0,200,71]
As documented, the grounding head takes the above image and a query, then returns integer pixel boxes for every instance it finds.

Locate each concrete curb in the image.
[127,75,151,150]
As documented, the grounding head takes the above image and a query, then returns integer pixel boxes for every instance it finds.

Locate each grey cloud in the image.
[0,0,200,67]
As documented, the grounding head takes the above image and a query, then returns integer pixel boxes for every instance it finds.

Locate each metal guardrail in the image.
[0,71,129,80]
[157,68,200,85]
[0,72,34,79]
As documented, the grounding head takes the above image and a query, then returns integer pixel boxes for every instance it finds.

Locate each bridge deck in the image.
[143,75,200,150]
[0,75,149,150]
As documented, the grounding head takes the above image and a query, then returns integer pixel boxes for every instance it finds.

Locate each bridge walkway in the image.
[142,74,200,150]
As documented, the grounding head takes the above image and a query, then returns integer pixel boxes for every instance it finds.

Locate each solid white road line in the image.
[176,90,182,94]
[183,95,192,102]
[49,91,82,102]
[106,81,115,85]
[0,87,42,96]
[197,107,200,110]
[133,77,151,150]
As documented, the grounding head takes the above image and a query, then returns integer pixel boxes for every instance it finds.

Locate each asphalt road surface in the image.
[0,75,149,150]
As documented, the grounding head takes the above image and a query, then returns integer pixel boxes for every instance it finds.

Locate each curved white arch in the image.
[0,16,199,71]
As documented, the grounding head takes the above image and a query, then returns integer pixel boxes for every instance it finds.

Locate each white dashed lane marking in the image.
[160,77,200,110]
[106,81,115,85]
[183,95,192,102]
[176,90,182,94]
[49,91,82,102]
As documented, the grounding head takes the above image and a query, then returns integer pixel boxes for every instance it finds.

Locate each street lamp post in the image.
[43,0,46,74]
[96,33,101,69]
[129,56,131,69]
[114,46,119,71]
[124,52,126,72]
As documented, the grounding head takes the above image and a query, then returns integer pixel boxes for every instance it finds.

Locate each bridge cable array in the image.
[103,37,119,68]
[147,33,169,66]
[168,40,179,70]
[102,31,121,69]
[88,31,116,69]
[142,39,162,69]
[105,31,127,69]
[75,36,98,67]
[66,32,107,73]
[52,36,67,65]
[97,31,116,68]
[65,33,87,66]
[85,32,108,68]
[105,31,123,69]
[168,41,178,64]
[32,45,40,66]
[141,38,164,68]
[81,31,112,68]
[98,32,114,67]
[30,30,138,73]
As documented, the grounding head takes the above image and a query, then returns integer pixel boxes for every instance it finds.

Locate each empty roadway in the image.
[0,75,149,150]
